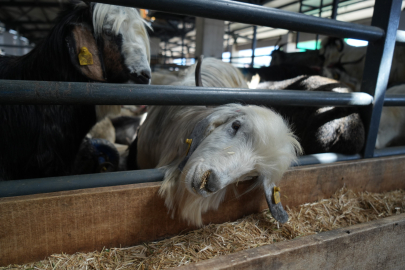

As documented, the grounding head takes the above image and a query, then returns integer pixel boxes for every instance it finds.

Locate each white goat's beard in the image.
[158,166,227,227]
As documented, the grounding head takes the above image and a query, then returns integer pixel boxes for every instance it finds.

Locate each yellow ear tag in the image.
[273,186,281,204]
[185,138,192,155]
[78,47,93,66]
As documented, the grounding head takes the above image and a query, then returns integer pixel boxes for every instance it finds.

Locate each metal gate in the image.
[1,0,404,197]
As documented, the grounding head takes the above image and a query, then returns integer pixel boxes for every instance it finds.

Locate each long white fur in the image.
[92,3,151,78]
[137,58,301,226]
[376,84,405,149]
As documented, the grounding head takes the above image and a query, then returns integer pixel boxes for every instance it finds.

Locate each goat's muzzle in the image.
[193,170,220,196]
[130,70,151,84]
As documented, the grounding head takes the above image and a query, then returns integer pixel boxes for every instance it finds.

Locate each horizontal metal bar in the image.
[384,94,405,106]
[0,80,373,106]
[94,0,384,41]
[3,147,405,198]
[293,153,361,166]
[295,146,405,167]
[396,30,405,43]
[374,146,405,157]
[0,170,164,198]
[0,44,34,49]
[0,1,60,7]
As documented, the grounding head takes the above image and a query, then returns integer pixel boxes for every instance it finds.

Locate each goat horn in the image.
[337,38,344,52]
[195,55,204,87]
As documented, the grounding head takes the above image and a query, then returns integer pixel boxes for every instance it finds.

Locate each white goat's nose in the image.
[203,171,220,193]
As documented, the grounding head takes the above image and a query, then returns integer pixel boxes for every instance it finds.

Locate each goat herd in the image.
[0,2,404,226]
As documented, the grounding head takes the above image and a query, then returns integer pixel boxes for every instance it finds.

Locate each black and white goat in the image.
[129,57,301,226]
[257,75,365,155]
[320,37,405,87]
[0,1,151,180]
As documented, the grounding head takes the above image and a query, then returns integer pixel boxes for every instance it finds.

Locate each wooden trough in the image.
[1,155,405,268]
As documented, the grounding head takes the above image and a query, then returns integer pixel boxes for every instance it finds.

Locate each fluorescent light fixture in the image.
[346,38,368,47]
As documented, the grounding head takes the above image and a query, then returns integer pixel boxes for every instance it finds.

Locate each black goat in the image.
[0,1,151,180]
[241,64,321,83]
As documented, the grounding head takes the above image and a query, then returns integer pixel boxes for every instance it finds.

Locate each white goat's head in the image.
[159,104,301,226]
[64,2,151,84]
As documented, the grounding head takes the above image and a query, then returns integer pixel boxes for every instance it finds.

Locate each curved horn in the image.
[337,38,344,52]
[195,55,204,87]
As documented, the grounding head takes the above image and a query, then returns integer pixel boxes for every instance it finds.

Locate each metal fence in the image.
[0,0,404,197]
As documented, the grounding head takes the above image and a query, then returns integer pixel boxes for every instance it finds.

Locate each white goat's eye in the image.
[104,29,113,36]
[232,121,241,131]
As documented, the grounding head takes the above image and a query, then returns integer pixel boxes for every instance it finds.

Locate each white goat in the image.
[151,70,182,85]
[376,84,405,149]
[133,58,301,226]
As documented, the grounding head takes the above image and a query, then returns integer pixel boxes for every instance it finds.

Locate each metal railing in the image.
[0,0,404,196]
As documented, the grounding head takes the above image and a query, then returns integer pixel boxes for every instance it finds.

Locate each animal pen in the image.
[1,0,405,268]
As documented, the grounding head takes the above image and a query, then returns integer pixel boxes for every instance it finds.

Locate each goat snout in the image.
[193,170,220,196]
[130,70,151,84]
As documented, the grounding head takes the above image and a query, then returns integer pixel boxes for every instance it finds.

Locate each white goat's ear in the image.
[178,117,210,171]
[263,180,289,224]
[66,25,106,81]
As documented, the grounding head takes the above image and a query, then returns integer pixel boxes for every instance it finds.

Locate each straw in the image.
[3,187,404,270]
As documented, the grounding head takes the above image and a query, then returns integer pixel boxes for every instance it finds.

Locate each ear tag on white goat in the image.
[273,186,281,204]
[178,118,210,172]
[78,47,93,65]
[265,182,289,224]
[185,138,192,156]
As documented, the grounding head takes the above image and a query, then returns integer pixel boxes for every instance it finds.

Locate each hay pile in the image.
[3,187,405,270]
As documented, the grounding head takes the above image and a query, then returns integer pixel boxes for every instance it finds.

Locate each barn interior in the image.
[2,0,405,69]
[1,0,405,269]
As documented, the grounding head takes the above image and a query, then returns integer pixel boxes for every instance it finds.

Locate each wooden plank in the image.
[178,213,405,270]
[1,155,405,266]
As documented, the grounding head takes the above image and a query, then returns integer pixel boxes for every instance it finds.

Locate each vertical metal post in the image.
[227,22,232,63]
[230,37,236,64]
[361,0,402,158]
[331,0,339,20]
[181,20,185,65]
[296,0,303,49]
[163,40,167,65]
[315,0,323,50]
[251,25,257,67]
[17,28,23,56]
